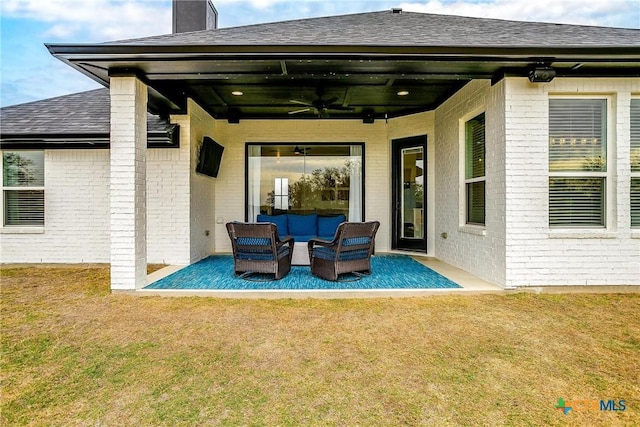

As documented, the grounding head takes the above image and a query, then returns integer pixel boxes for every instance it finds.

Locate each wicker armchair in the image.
[307,221,380,281]
[226,222,294,280]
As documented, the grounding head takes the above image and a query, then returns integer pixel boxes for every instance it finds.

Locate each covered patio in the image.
[41,6,640,291]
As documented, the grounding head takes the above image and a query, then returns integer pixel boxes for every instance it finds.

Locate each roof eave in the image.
[47,43,640,60]
[0,126,180,150]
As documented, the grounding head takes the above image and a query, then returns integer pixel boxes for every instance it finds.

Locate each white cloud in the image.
[1,0,172,41]
[398,0,639,28]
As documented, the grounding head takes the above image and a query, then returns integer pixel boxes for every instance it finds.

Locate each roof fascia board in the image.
[47,43,640,60]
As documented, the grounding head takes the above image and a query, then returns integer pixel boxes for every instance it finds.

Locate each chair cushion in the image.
[256,214,288,236]
[236,237,270,246]
[287,213,318,236]
[317,214,345,238]
[237,245,290,261]
[312,247,369,261]
[343,236,371,246]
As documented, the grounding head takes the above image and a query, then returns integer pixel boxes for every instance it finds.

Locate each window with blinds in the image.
[465,112,485,225]
[631,99,640,227]
[2,151,45,226]
[632,178,640,228]
[549,99,607,227]
[631,99,640,173]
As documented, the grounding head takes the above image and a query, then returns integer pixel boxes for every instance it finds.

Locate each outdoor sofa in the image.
[257,213,345,265]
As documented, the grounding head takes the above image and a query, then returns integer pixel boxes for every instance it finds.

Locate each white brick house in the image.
[1,2,639,290]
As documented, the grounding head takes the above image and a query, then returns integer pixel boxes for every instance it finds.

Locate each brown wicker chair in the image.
[226,222,294,281]
[307,221,380,281]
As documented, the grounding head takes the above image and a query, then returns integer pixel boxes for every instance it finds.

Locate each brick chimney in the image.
[172,0,218,33]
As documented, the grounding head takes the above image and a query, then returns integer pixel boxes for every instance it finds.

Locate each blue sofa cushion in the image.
[256,214,288,236]
[318,214,345,238]
[287,213,318,236]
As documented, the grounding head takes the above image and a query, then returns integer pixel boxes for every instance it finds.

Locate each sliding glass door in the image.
[246,144,364,221]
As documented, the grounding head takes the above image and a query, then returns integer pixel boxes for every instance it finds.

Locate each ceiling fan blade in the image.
[327,105,354,111]
[324,96,339,104]
[288,108,312,115]
[289,99,312,106]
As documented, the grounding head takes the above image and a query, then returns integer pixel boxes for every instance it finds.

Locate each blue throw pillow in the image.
[256,214,288,236]
[287,213,318,236]
[318,214,346,238]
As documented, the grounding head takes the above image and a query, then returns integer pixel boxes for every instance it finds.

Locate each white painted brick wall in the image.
[433,80,507,285]
[110,77,147,290]
[504,77,640,286]
[0,149,110,263]
[0,147,192,265]
[146,147,191,265]
[186,99,217,263]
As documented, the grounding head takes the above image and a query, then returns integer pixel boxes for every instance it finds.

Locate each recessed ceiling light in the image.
[231,91,244,96]
[397,90,409,96]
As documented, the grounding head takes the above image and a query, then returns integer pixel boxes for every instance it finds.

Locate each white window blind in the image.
[632,99,640,227]
[631,99,640,173]
[549,99,606,172]
[549,99,607,227]
[631,178,640,228]
[465,113,485,225]
[2,151,45,226]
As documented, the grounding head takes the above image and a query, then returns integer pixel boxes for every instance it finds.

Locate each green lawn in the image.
[1,265,638,426]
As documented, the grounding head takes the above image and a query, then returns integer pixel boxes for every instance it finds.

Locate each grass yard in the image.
[1,265,639,426]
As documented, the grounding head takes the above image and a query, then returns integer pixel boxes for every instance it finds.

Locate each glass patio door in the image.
[392,136,427,252]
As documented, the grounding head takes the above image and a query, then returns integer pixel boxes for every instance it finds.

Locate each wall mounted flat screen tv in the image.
[196,136,224,178]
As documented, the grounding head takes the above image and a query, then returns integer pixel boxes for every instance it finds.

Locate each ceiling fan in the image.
[288,86,353,117]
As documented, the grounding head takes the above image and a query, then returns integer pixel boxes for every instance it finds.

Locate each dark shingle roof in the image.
[0,89,171,136]
[0,89,178,148]
[110,10,640,47]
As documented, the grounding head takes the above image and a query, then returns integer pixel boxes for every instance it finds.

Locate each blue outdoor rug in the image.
[145,254,462,290]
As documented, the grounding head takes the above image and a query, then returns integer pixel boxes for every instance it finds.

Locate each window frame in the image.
[462,111,486,227]
[244,142,365,222]
[631,97,640,228]
[547,95,613,230]
[1,150,45,230]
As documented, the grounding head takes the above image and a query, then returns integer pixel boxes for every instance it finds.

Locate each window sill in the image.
[548,229,617,239]
[1,227,45,234]
[631,230,640,239]
[459,224,486,236]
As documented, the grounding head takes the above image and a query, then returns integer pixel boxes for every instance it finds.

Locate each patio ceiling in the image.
[45,47,640,122]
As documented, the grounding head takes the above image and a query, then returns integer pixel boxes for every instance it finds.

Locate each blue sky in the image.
[1,0,639,108]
